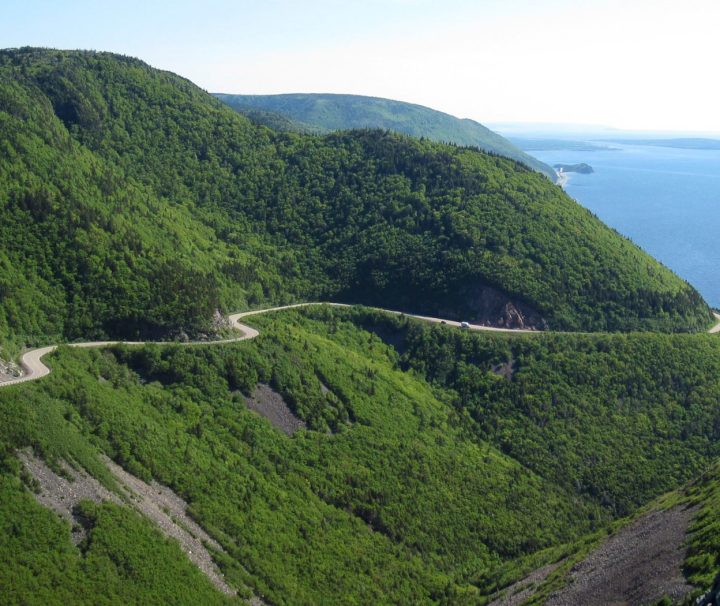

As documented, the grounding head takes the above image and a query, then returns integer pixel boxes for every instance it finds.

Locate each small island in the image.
[554,163,594,174]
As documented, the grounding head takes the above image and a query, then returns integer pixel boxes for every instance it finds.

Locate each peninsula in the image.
[554,162,594,174]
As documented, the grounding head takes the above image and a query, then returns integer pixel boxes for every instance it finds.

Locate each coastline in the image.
[555,170,569,188]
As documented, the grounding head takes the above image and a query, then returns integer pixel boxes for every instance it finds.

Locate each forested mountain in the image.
[229,106,324,134]
[215,92,558,179]
[0,47,711,352]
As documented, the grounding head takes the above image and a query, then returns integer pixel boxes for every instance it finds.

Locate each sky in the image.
[3,0,720,133]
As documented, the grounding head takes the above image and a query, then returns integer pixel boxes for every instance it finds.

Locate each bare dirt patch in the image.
[492,356,516,380]
[19,450,236,596]
[488,562,561,606]
[0,357,22,383]
[546,504,698,606]
[245,383,306,436]
[18,450,122,544]
[102,456,236,595]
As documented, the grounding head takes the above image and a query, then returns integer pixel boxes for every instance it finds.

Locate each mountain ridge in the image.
[214,91,558,179]
[0,47,713,350]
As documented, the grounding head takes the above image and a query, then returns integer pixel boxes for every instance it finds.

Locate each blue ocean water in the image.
[531,143,720,307]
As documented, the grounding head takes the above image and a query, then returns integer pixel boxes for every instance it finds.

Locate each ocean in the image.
[529,142,720,308]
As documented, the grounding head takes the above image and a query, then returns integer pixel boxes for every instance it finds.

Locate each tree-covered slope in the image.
[0,310,606,605]
[342,307,720,517]
[0,47,712,349]
[214,92,558,179]
[4,307,720,603]
[230,106,325,134]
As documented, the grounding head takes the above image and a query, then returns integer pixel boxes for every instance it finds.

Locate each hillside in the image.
[0,47,712,351]
[3,306,720,604]
[482,457,720,605]
[0,309,605,604]
[214,92,558,179]
[343,307,720,516]
[230,107,325,134]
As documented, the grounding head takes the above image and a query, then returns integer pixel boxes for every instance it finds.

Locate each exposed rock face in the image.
[498,302,527,329]
[19,449,238,596]
[245,384,307,436]
[450,284,547,330]
[545,504,697,606]
[18,449,121,545]
[212,308,229,331]
[488,561,561,606]
[492,356,516,380]
[0,358,22,382]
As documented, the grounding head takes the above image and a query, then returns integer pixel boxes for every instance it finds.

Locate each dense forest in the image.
[337,307,720,515]
[214,92,557,179]
[0,47,712,353]
[2,307,720,603]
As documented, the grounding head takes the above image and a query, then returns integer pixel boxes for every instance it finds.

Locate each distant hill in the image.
[214,92,558,180]
[603,138,720,150]
[231,106,325,134]
[509,137,618,151]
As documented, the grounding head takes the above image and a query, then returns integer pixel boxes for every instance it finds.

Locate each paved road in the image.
[2,304,720,388]
[710,312,720,334]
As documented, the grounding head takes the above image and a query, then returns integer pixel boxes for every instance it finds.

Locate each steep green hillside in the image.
[0,475,235,606]
[4,307,720,603]
[482,457,720,605]
[345,306,720,515]
[215,92,557,179]
[684,463,720,600]
[0,310,606,605]
[232,107,325,134]
[0,47,712,350]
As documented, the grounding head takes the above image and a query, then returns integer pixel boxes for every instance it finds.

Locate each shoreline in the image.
[555,170,569,188]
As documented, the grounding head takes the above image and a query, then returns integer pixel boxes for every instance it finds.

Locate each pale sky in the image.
[3,0,720,132]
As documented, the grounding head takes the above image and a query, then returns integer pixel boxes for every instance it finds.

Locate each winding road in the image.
[2,304,720,388]
[710,311,720,334]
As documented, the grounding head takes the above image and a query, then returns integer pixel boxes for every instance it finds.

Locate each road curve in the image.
[3,304,720,389]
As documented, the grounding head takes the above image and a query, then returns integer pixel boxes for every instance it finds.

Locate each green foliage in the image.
[337,306,720,516]
[4,307,720,602]
[0,47,711,351]
[0,309,612,605]
[684,464,720,591]
[233,107,326,135]
[215,92,557,178]
[0,473,234,605]
[0,43,719,602]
